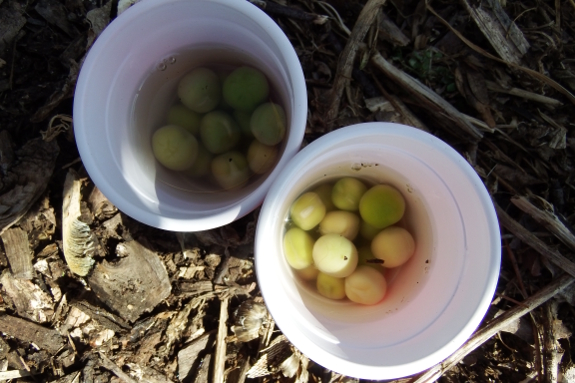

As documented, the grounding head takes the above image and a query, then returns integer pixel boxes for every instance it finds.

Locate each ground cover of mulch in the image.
[1,0,575,382]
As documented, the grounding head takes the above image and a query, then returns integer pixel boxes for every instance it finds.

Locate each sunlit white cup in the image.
[74,0,307,231]
[255,123,501,380]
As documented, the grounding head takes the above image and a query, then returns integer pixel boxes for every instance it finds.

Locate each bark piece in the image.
[0,270,54,323]
[194,354,211,383]
[18,196,57,250]
[62,170,96,276]
[88,187,117,221]
[1,227,33,279]
[69,301,129,333]
[0,315,65,354]
[378,10,410,46]
[98,353,138,383]
[87,240,171,322]
[177,333,211,381]
[0,2,26,52]
[371,52,483,141]
[461,0,529,65]
[34,0,77,36]
[0,137,59,235]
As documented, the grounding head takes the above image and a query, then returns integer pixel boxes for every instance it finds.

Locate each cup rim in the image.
[255,122,501,379]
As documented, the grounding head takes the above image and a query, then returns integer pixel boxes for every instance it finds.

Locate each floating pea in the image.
[167,104,201,135]
[290,192,326,231]
[319,211,360,241]
[359,184,405,229]
[345,266,387,305]
[283,227,314,270]
[250,102,286,146]
[332,177,367,211]
[371,226,415,268]
[178,67,221,113]
[247,140,278,175]
[200,111,240,154]
[317,272,346,300]
[312,234,358,278]
[183,144,213,178]
[223,66,269,111]
[211,151,249,189]
[152,125,198,171]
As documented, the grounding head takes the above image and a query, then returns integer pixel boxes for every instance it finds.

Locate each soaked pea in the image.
[250,102,286,146]
[200,111,240,154]
[296,264,320,281]
[152,125,198,171]
[344,266,387,305]
[223,66,269,111]
[283,227,314,270]
[247,140,278,174]
[211,151,249,189]
[359,220,380,241]
[233,110,253,137]
[312,234,358,278]
[357,246,384,272]
[290,192,326,231]
[371,226,415,268]
[317,272,346,300]
[312,183,335,211]
[359,185,405,229]
[178,67,221,113]
[183,144,213,177]
[332,177,367,211]
[319,211,360,241]
[167,104,201,135]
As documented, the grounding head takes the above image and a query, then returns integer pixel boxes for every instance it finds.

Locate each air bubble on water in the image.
[157,62,167,71]
[168,56,176,64]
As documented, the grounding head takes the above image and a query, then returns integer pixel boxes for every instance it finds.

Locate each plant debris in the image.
[1,0,575,381]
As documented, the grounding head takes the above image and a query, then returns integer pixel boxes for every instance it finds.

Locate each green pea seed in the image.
[250,102,286,146]
[152,125,198,171]
[359,184,405,229]
[332,177,367,211]
[211,151,250,190]
[200,111,241,154]
[312,234,358,278]
[247,140,278,174]
[178,67,221,113]
[283,227,314,270]
[345,266,387,305]
[316,272,346,300]
[166,104,201,135]
[183,144,213,178]
[290,192,326,231]
[223,66,269,111]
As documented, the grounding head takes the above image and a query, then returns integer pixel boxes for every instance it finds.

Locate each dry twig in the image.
[326,0,387,128]
[412,274,575,383]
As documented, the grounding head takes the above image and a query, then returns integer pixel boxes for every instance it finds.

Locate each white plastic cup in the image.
[255,123,501,380]
[73,0,307,231]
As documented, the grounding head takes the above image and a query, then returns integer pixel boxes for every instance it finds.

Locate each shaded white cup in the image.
[255,123,501,380]
[74,0,307,231]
